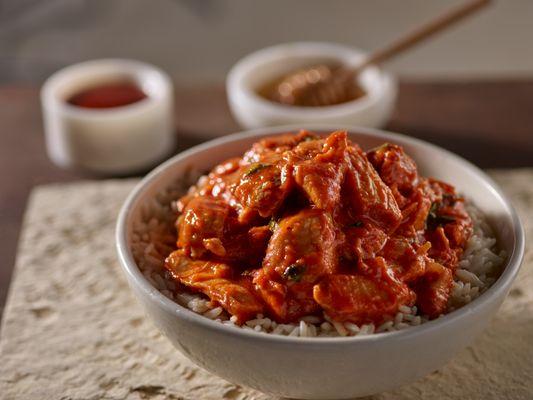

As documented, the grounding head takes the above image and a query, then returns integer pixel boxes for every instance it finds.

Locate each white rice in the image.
[130,185,506,338]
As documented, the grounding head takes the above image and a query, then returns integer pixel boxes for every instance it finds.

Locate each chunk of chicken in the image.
[177,196,267,265]
[380,237,430,283]
[242,130,319,164]
[313,258,415,324]
[254,208,337,321]
[293,131,349,212]
[395,185,433,238]
[165,251,263,322]
[424,180,473,270]
[412,261,453,318]
[233,155,293,219]
[428,179,473,249]
[344,145,402,232]
[175,157,241,213]
[340,223,388,268]
[262,208,337,278]
[366,143,419,197]
[177,197,233,258]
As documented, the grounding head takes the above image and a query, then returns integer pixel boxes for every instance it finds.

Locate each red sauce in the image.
[67,82,147,109]
[164,130,474,325]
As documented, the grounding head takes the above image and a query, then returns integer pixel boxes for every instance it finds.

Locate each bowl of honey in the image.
[227,42,397,130]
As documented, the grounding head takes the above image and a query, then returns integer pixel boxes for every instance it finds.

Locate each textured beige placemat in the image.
[1,170,532,400]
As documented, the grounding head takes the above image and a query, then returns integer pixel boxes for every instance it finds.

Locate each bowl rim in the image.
[116,124,525,346]
[226,41,396,118]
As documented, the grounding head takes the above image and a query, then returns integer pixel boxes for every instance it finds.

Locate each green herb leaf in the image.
[437,215,457,223]
[244,163,270,178]
[426,202,439,230]
[427,214,456,230]
[268,218,279,232]
[283,264,306,282]
[442,193,456,206]
[429,201,439,217]
[426,201,456,230]
[349,221,364,228]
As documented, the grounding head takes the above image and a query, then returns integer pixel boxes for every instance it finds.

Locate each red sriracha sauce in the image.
[67,82,147,109]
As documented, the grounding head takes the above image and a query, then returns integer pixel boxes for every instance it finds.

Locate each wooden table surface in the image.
[1,81,532,319]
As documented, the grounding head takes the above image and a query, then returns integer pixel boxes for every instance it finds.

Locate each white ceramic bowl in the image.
[41,59,175,174]
[226,42,397,129]
[116,125,524,399]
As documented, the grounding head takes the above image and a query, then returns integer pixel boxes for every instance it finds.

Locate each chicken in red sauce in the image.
[165,131,473,324]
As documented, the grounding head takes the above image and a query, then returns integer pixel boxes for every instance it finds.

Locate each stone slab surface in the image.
[1,170,532,400]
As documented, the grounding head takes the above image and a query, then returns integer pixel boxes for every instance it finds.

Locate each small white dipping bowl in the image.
[116,125,524,399]
[41,59,175,174]
[226,42,397,129]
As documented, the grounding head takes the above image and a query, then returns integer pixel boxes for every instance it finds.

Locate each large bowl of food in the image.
[116,125,524,399]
